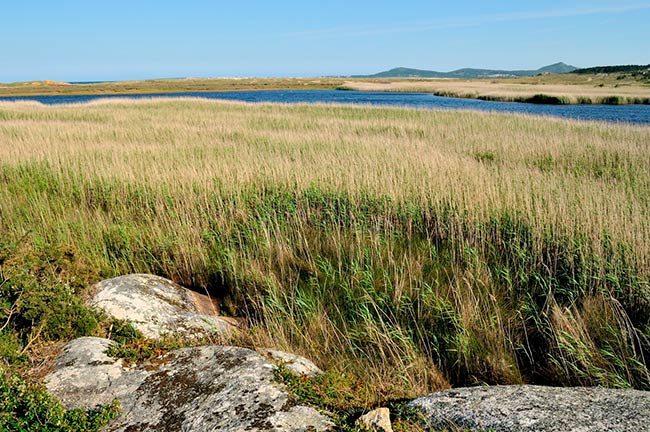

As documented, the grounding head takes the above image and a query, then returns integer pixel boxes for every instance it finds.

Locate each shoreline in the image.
[0,86,340,98]
[339,84,650,105]
[3,86,650,106]
[2,91,649,127]
[2,74,650,105]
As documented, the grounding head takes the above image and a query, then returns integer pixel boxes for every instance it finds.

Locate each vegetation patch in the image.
[0,238,101,370]
[275,366,430,431]
[524,94,567,105]
[0,369,120,432]
[105,330,211,366]
[574,65,650,75]
[472,150,498,163]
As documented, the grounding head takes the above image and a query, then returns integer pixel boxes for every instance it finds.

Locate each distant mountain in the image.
[536,62,578,74]
[355,62,577,79]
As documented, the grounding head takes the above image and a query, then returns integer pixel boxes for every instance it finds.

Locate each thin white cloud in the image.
[282,3,650,39]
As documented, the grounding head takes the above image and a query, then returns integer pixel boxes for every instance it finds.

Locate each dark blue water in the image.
[67,81,115,84]
[1,90,649,125]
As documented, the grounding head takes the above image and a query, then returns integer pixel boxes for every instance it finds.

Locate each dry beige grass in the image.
[2,98,648,264]
[344,78,650,104]
[2,98,650,397]
[0,77,343,96]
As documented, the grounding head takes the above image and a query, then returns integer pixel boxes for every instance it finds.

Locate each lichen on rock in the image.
[46,337,333,431]
[410,384,650,432]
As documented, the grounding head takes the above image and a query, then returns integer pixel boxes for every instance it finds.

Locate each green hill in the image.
[356,62,577,79]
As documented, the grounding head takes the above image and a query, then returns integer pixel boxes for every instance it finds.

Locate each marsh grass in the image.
[345,75,650,105]
[1,99,650,401]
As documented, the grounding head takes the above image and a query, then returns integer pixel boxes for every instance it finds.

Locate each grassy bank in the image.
[1,99,650,406]
[343,73,650,104]
[0,77,344,97]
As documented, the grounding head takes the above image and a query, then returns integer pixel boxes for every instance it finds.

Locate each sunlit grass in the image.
[1,98,649,400]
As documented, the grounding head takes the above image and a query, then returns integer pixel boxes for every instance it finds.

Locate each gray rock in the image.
[46,338,334,431]
[46,337,147,409]
[356,407,393,432]
[410,385,650,432]
[260,348,323,378]
[90,274,238,339]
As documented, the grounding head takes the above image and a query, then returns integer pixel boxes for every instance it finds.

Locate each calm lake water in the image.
[2,90,650,125]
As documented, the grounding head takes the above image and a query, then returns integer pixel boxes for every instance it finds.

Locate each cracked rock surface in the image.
[90,274,237,338]
[46,337,333,432]
[410,385,650,432]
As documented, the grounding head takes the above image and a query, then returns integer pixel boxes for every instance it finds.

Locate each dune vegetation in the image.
[0,77,344,96]
[1,98,650,414]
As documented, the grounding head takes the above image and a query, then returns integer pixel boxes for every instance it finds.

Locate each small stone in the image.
[259,348,323,377]
[356,407,393,432]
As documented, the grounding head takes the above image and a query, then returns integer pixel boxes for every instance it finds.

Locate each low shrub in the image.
[0,369,120,432]
[525,94,567,104]
[0,238,100,366]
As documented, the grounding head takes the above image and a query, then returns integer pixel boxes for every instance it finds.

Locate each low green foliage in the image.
[275,366,428,431]
[574,65,650,75]
[0,239,124,429]
[104,319,141,346]
[105,334,199,366]
[0,238,100,368]
[103,321,214,366]
[472,151,497,163]
[0,369,120,432]
[524,94,568,105]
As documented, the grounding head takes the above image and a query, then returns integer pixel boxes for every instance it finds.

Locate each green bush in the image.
[525,94,566,105]
[601,96,624,105]
[0,238,100,366]
[0,369,119,432]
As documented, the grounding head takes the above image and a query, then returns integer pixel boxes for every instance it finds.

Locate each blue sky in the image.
[1,1,649,82]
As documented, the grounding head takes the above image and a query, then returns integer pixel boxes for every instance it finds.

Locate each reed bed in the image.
[1,98,650,401]
[344,79,650,104]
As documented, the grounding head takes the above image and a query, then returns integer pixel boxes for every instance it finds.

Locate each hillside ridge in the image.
[356,62,577,78]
